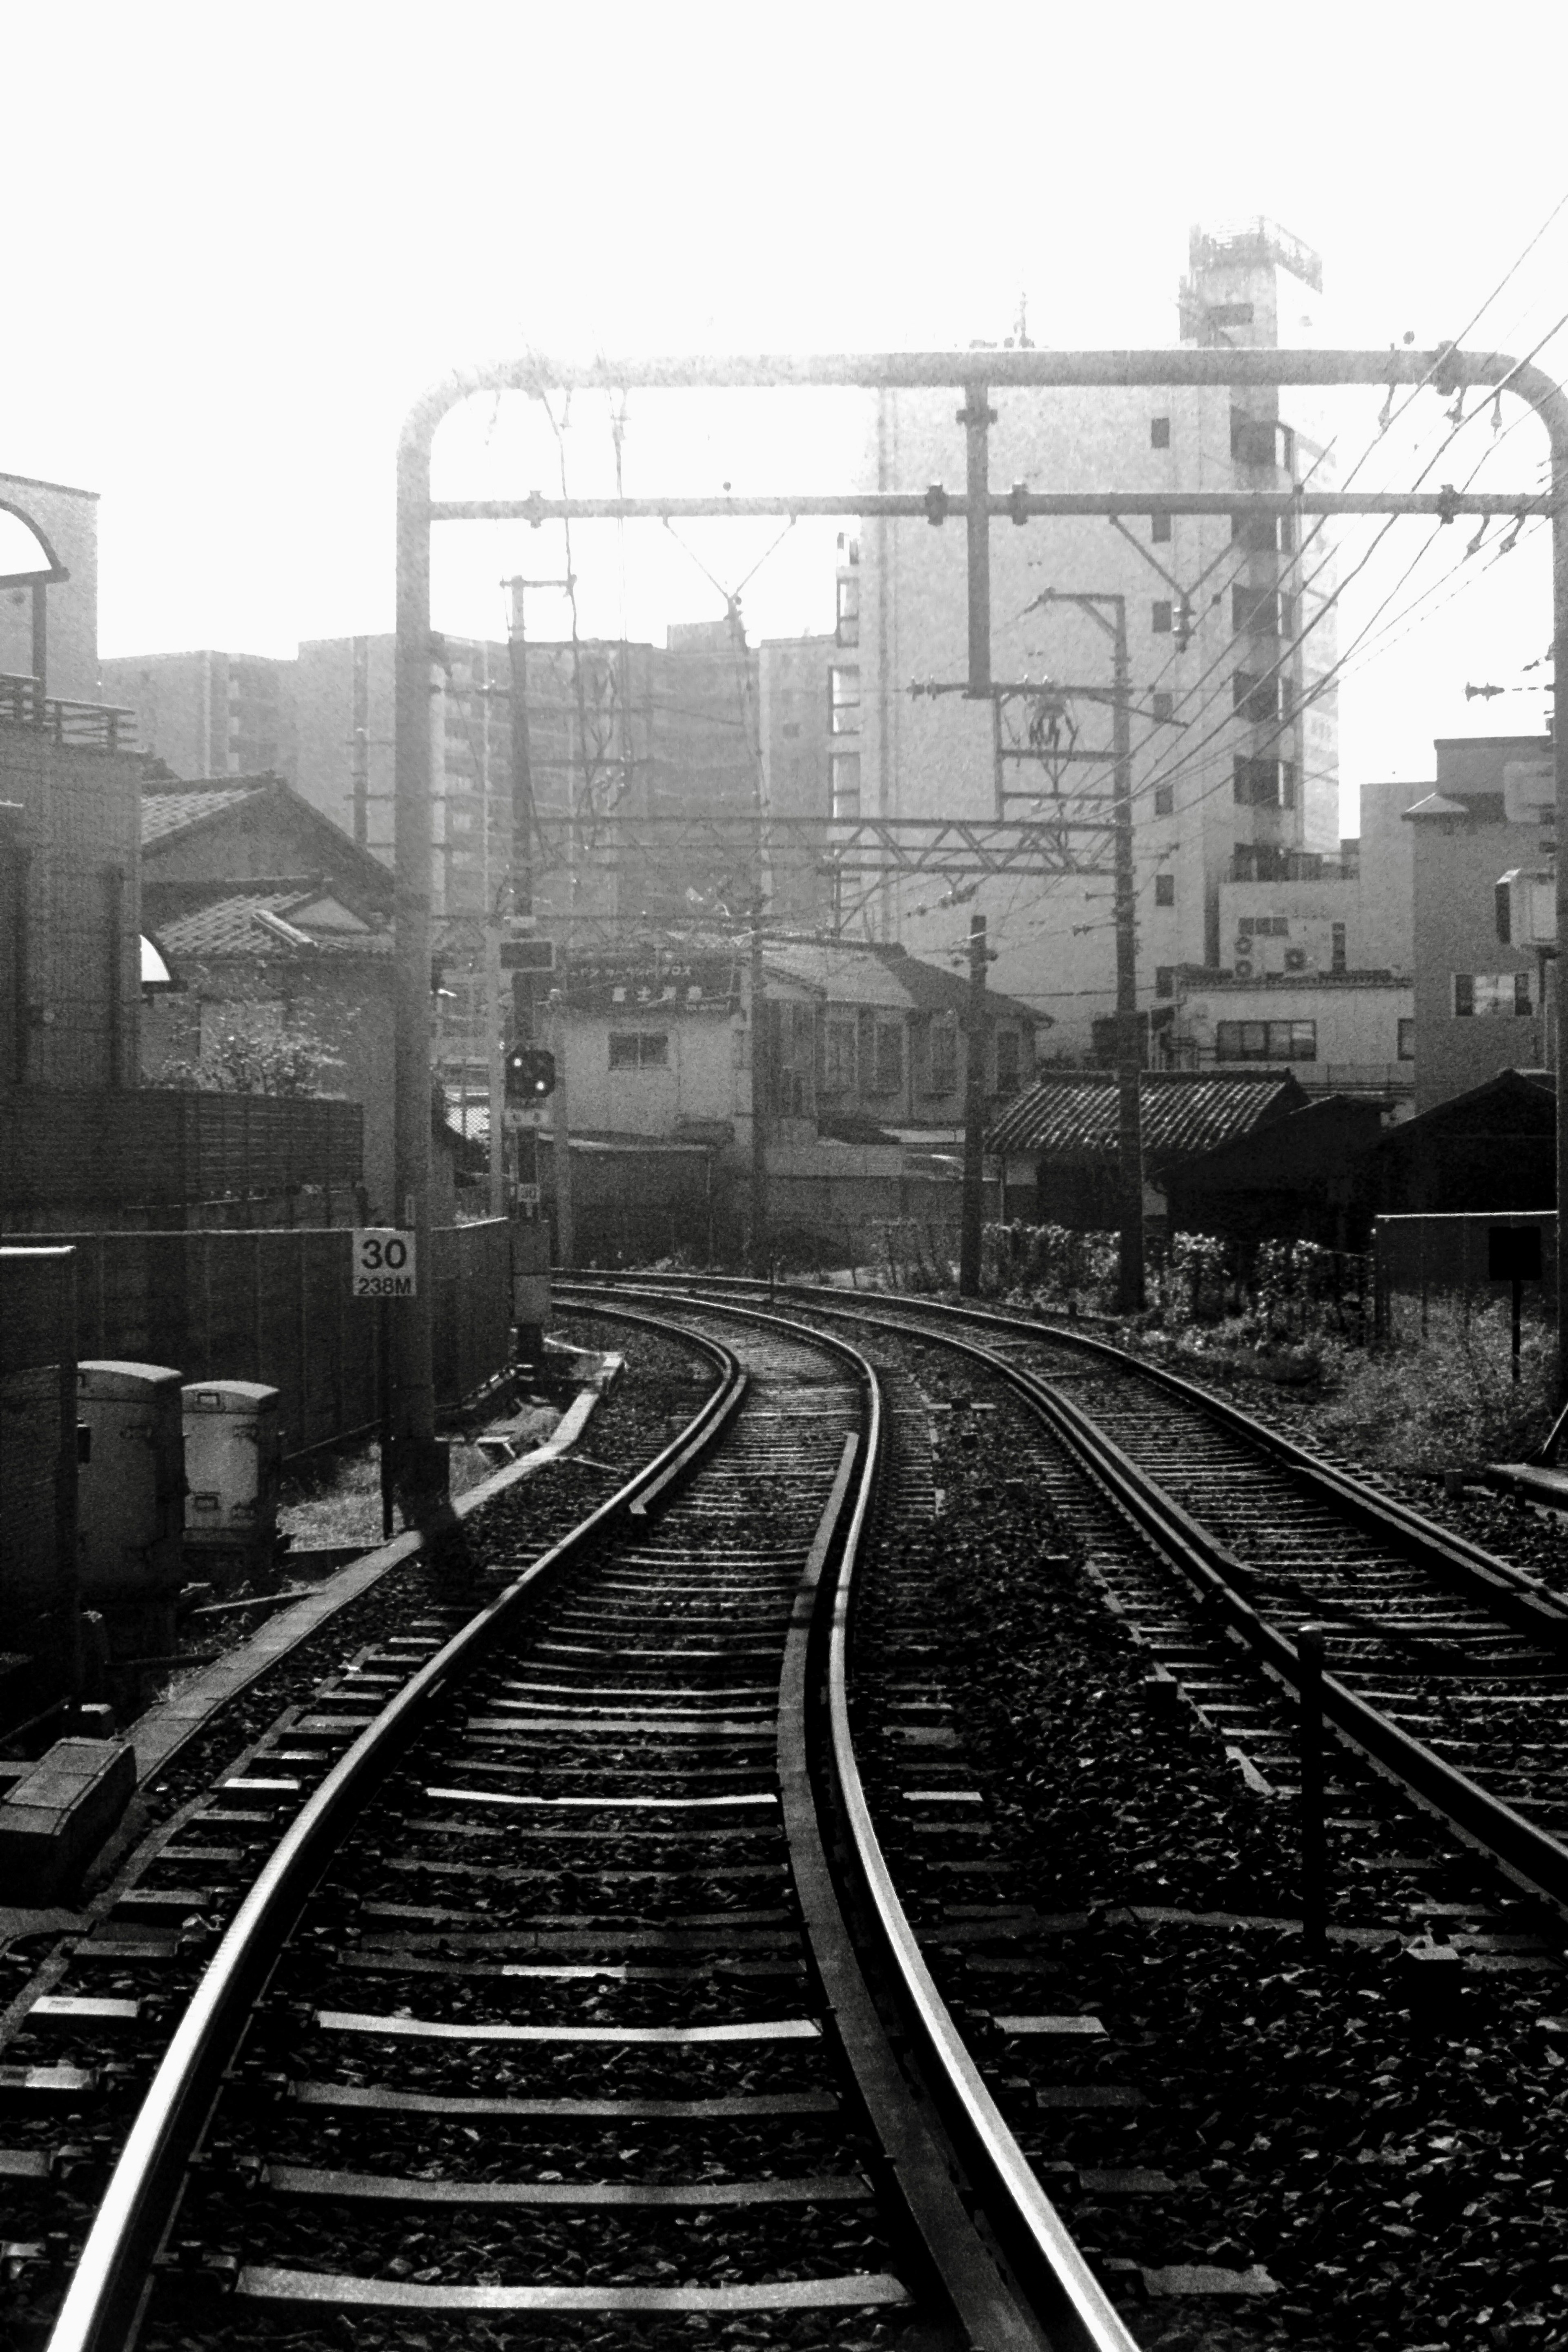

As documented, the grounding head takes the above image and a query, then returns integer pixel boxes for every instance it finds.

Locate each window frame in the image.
[608,1030,670,1071]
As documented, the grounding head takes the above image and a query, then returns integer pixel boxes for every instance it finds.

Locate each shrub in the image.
[1309,1303,1554,1472]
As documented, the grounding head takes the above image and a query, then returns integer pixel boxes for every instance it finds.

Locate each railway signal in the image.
[504,1045,556,1103]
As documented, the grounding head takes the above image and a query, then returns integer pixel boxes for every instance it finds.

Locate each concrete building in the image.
[854,218,1339,1055]
[1403,734,1554,1113]
[0,470,100,704]
[99,650,296,783]
[294,632,510,915]
[1134,774,1419,1102]
[759,628,836,927]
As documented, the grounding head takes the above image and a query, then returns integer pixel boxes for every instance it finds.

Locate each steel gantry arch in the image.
[389,344,1568,1516]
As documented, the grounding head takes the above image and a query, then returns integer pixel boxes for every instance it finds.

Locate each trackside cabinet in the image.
[182,1380,281,1579]
[76,1360,185,1667]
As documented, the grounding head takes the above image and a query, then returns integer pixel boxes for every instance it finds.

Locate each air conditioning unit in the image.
[1233,958,1254,979]
[1503,760,1555,824]
[1284,947,1308,972]
[1496,868,1556,947]
[1233,936,1251,957]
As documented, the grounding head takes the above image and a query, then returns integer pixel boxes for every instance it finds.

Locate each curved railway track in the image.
[17,1296,1136,2352]
[561,1274,1568,1932]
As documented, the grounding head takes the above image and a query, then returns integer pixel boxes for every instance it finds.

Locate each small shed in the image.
[988,1069,1311,1229]
[1164,1094,1391,1247]
[1352,1067,1555,1219]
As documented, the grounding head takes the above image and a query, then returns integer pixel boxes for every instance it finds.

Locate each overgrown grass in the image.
[279,1436,501,1548]
[1292,1305,1554,1473]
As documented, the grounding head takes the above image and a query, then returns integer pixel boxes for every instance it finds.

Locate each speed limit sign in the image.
[352,1228,417,1298]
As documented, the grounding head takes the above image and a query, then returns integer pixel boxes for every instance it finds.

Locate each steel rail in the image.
[564,1274,1568,1641]
[562,1281,1140,2352]
[45,1318,746,2352]
[564,1274,1568,1919]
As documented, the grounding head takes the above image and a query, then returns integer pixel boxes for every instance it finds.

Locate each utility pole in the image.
[391,418,443,1524]
[550,976,574,1266]
[749,903,768,1272]
[505,576,571,1270]
[1030,589,1145,1313]
[959,912,990,1296]
[351,635,370,848]
[1108,597,1145,1314]
[484,906,505,1217]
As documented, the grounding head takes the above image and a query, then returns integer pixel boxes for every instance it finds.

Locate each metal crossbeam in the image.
[433,488,1549,525]
[529,811,1115,882]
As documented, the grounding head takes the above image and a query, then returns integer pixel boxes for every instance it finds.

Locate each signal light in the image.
[505,1047,557,1103]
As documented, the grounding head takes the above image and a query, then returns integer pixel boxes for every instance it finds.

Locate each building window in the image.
[1154,784,1174,816]
[829,665,860,734]
[1152,600,1173,634]
[928,1017,957,1094]
[830,751,861,820]
[994,1028,1021,1096]
[1331,921,1347,974]
[1150,417,1171,449]
[1151,512,1172,543]
[1154,873,1175,906]
[1215,1019,1317,1062]
[608,1031,670,1069]
[1453,971,1532,1017]
[1151,690,1174,722]
[870,1020,904,1095]
[1155,966,1175,999]
[1233,670,1279,724]
[1234,755,1290,807]
[823,1019,856,1092]
[836,573,860,647]
[1397,1016,1415,1061]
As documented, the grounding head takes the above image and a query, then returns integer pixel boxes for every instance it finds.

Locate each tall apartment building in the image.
[851,218,1339,1056]
[99,649,297,782]
[292,623,763,929]
[294,633,512,919]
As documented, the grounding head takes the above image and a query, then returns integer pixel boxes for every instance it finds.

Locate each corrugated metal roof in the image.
[141,786,266,844]
[987,1070,1307,1168]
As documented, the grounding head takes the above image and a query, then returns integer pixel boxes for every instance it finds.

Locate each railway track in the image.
[564,1274,1568,1933]
[13,1297,1135,2352]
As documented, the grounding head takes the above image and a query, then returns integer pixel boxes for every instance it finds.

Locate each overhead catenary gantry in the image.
[391,343,1568,1520]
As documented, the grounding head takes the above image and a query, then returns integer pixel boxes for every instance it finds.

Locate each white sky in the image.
[9,0,1568,833]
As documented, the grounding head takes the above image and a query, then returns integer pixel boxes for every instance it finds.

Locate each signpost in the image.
[353,1228,417,1297]
[1488,1223,1544,1383]
[353,1230,418,1534]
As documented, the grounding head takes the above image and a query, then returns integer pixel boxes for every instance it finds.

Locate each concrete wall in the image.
[0,1245,79,1725]
[0,727,141,1088]
[0,473,99,703]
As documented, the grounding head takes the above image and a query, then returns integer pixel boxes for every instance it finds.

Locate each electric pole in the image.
[749,904,768,1272]
[1029,589,1145,1313]
[1109,598,1145,1314]
[959,912,990,1296]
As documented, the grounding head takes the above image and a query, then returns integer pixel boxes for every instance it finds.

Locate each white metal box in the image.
[76,1361,185,1601]
[182,1381,281,1554]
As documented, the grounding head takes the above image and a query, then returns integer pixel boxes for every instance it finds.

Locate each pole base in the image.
[393,1437,454,1534]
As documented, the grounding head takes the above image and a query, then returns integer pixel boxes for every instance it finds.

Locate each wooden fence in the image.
[57,1218,511,1457]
